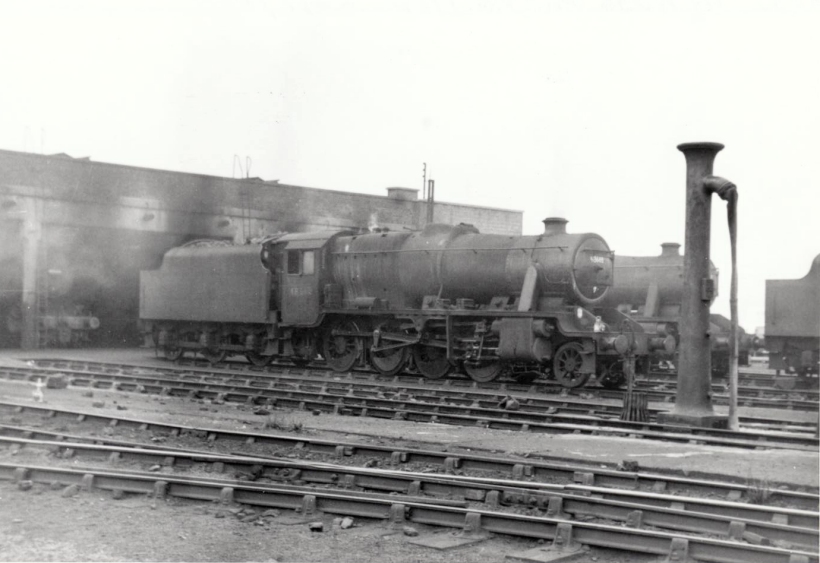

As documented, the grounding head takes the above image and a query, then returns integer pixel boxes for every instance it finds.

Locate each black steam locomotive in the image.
[600,243,753,384]
[140,219,674,388]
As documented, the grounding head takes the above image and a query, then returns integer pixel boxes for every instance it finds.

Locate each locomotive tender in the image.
[140,218,674,387]
[765,254,820,377]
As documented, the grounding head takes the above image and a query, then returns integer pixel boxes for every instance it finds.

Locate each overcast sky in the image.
[1,0,818,332]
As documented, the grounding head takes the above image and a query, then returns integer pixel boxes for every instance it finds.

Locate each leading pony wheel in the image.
[553,342,591,388]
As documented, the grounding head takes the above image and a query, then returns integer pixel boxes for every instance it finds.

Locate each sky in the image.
[0,0,818,332]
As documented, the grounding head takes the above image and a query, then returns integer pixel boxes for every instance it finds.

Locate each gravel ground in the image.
[0,347,817,562]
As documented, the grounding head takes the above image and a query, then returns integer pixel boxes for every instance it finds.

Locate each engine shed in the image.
[0,148,522,349]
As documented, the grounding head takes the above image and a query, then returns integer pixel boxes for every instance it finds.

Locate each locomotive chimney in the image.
[542,217,568,235]
[660,243,681,257]
[657,142,734,429]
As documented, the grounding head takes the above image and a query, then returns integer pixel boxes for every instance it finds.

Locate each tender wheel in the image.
[464,360,503,383]
[598,360,626,389]
[371,347,409,376]
[412,345,451,379]
[322,321,361,373]
[553,342,591,388]
[246,352,272,367]
[164,345,184,361]
[163,330,188,361]
[201,348,227,364]
[291,330,318,366]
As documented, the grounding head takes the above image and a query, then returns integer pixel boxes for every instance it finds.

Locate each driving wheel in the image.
[464,360,503,383]
[371,346,409,376]
[412,345,451,379]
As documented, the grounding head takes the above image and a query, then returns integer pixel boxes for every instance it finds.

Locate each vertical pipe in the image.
[21,197,40,349]
[657,142,728,428]
[677,143,718,414]
[427,179,435,224]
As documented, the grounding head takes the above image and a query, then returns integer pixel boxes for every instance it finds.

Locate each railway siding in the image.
[1,462,816,563]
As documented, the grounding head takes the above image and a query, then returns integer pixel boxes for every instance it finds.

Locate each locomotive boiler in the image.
[141,219,672,387]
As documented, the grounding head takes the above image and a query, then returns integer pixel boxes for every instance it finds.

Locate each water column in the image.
[657,142,735,428]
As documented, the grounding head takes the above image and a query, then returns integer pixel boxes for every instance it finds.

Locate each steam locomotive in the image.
[140,219,675,388]
[600,242,753,385]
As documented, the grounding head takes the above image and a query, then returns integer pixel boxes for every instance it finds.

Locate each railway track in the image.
[1,421,817,562]
[45,355,820,411]
[19,358,820,429]
[3,361,818,450]
[4,462,815,563]
[1,402,816,509]
[181,356,820,408]
[649,368,819,393]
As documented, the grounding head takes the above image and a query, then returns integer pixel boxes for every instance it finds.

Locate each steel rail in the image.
[0,437,820,551]
[5,435,815,549]
[651,369,816,388]
[0,463,815,563]
[22,359,820,431]
[25,358,820,412]
[173,357,820,403]
[632,379,819,402]
[1,402,816,511]
[2,365,816,450]
[65,356,820,399]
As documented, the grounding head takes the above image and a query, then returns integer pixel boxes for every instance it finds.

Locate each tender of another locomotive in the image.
[140,219,674,387]
[600,243,752,385]
[765,254,820,377]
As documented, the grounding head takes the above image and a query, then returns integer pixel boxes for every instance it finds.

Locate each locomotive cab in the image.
[264,231,353,326]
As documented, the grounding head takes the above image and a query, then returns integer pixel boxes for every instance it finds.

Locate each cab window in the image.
[303,251,315,275]
[287,251,301,274]
[286,250,316,275]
